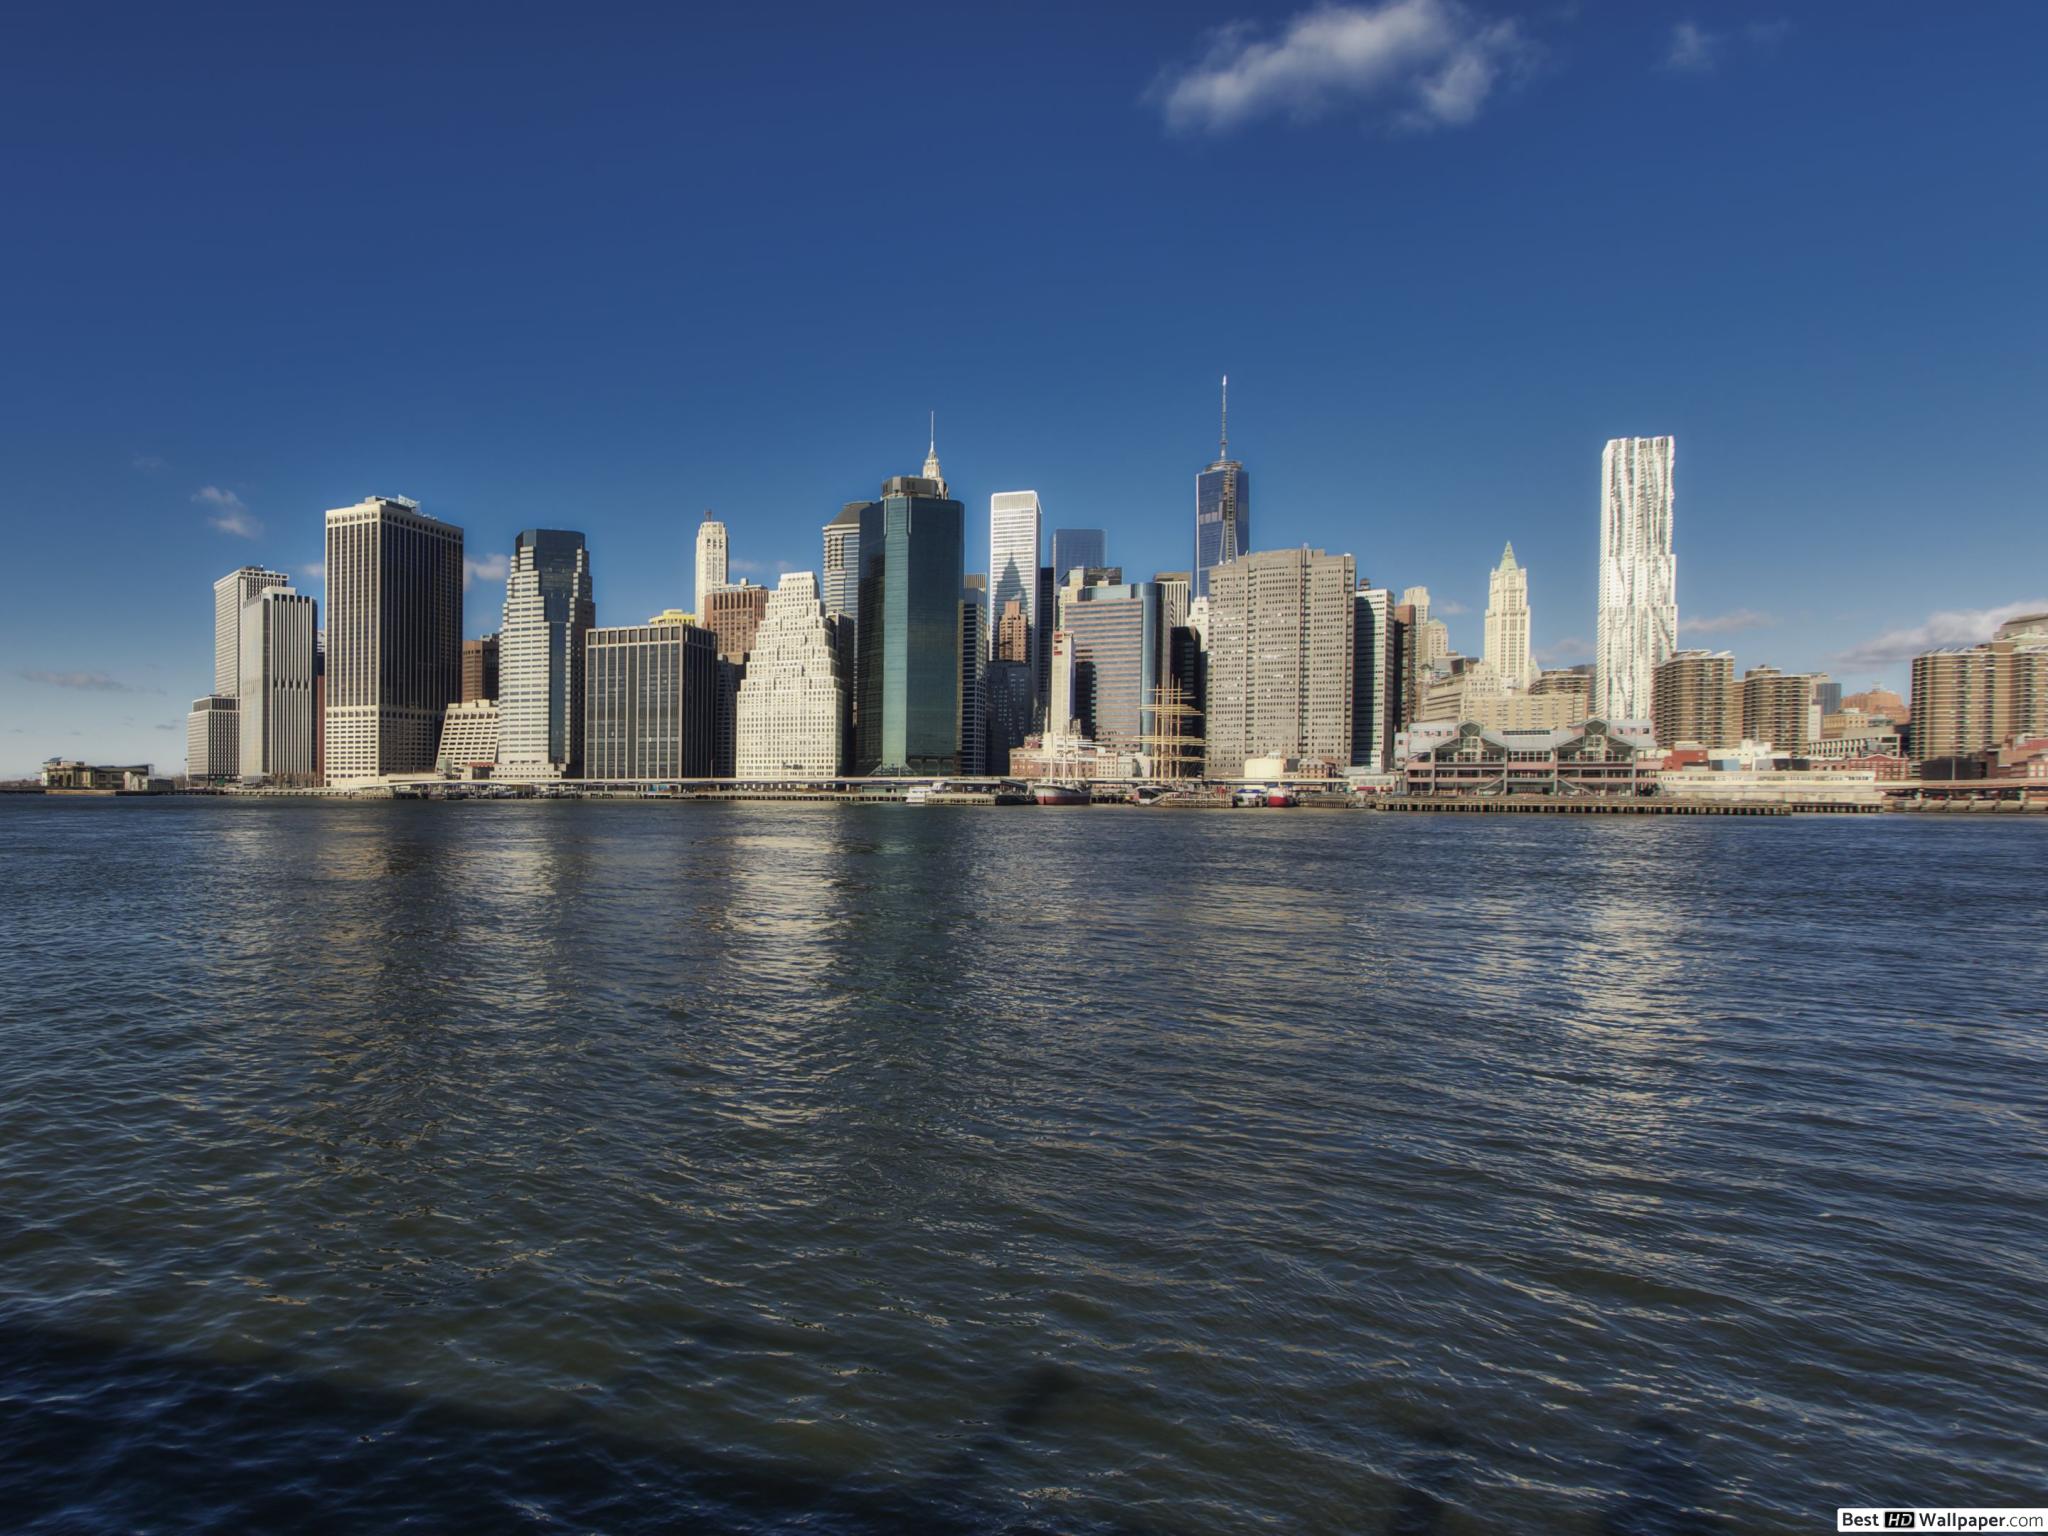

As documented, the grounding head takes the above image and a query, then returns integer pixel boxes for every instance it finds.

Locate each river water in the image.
[2,798,2044,1533]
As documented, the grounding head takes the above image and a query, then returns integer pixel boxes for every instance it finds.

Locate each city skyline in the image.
[4,3,2046,772]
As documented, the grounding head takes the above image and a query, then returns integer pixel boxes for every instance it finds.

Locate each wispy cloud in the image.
[1536,636,1591,665]
[1149,0,1532,135]
[1664,17,1788,74]
[463,553,509,589]
[194,485,262,538]
[1684,608,1776,635]
[131,453,168,474]
[300,560,326,583]
[1434,597,1470,616]
[731,558,800,579]
[19,669,149,694]
[1837,599,2048,668]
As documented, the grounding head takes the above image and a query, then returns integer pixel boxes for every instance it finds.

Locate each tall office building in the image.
[960,576,988,775]
[585,615,718,779]
[1909,633,2048,761]
[499,529,595,779]
[461,634,500,703]
[1595,436,1678,723]
[705,582,770,661]
[1057,577,1163,748]
[1194,377,1251,601]
[822,503,863,620]
[1204,547,1355,777]
[1652,649,1738,748]
[1154,572,1191,635]
[1483,543,1537,689]
[1740,666,1820,755]
[695,511,729,617]
[1050,528,1106,584]
[323,496,464,785]
[853,456,964,776]
[215,565,291,695]
[1352,584,1400,771]
[985,661,1034,774]
[1047,629,1077,738]
[239,586,318,781]
[988,491,1042,676]
[186,695,238,783]
[1035,565,1056,709]
[735,572,844,778]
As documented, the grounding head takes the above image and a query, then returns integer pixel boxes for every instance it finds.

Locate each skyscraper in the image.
[695,510,728,616]
[1595,436,1677,724]
[960,576,987,775]
[853,452,964,776]
[1194,376,1251,600]
[323,496,464,785]
[1483,542,1537,690]
[1352,584,1399,772]
[1204,547,1355,777]
[238,585,318,781]
[822,503,862,620]
[1056,577,1162,748]
[585,616,718,779]
[215,565,291,696]
[736,572,845,778]
[461,635,500,703]
[1050,527,1106,584]
[705,582,770,662]
[499,529,595,779]
[988,491,1041,676]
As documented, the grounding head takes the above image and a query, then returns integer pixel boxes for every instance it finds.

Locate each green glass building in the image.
[854,470,963,776]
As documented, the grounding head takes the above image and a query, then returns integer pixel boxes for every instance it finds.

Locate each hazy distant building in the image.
[1910,635,2048,761]
[695,511,728,616]
[1193,377,1250,600]
[585,617,718,779]
[1483,543,1537,689]
[239,585,318,780]
[1740,666,1819,755]
[185,695,238,784]
[995,598,1029,664]
[1205,547,1354,777]
[705,582,770,662]
[989,492,1041,679]
[853,453,964,776]
[1595,436,1678,723]
[499,529,595,779]
[323,496,463,785]
[1843,685,1907,722]
[1653,649,1738,749]
[461,634,500,703]
[1050,527,1106,584]
[435,700,501,776]
[735,572,844,778]
[1812,677,1842,717]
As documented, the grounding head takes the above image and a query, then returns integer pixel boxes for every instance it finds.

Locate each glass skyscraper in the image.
[499,528,596,778]
[1049,527,1105,584]
[854,470,964,776]
[1194,378,1250,600]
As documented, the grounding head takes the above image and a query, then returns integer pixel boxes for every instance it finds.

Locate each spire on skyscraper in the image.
[1500,540,1517,568]
[923,411,942,484]
[1220,374,1229,459]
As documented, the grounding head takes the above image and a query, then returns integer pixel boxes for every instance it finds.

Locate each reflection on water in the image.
[2,799,2045,1534]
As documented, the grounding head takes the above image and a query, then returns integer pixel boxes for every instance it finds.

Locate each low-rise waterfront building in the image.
[1400,720,1656,797]
[185,695,239,784]
[435,700,501,777]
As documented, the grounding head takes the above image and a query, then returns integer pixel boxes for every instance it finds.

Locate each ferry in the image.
[1231,787,1268,807]
[1265,788,1298,808]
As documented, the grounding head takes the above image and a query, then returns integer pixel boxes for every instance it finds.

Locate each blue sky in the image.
[3,1,2044,773]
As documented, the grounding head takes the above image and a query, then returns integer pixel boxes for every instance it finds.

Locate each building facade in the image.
[822,503,862,620]
[435,700,501,776]
[853,467,964,776]
[1910,637,2048,761]
[186,695,238,783]
[323,496,464,785]
[1352,585,1399,772]
[461,634,500,703]
[1740,665,1819,755]
[1056,577,1162,749]
[239,586,318,780]
[1595,435,1678,723]
[735,572,844,777]
[1204,547,1355,777]
[498,529,595,779]
[1652,649,1738,749]
[1483,542,1537,689]
[694,511,728,617]
[1049,527,1106,584]
[1402,720,1655,796]
[705,582,770,661]
[585,618,718,779]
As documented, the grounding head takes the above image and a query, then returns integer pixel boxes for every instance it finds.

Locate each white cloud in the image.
[1150,0,1530,135]
[1434,597,1470,616]
[1665,20,1720,72]
[1683,608,1776,635]
[463,553,509,589]
[194,485,262,539]
[300,560,326,583]
[1838,600,2048,668]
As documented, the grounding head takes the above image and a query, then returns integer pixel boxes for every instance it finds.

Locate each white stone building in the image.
[1483,542,1537,689]
[734,572,845,777]
[1595,436,1678,723]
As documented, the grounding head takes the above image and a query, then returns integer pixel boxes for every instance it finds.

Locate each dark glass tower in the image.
[1193,376,1251,601]
[1049,528,1107,584]
[854,462,964,776]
